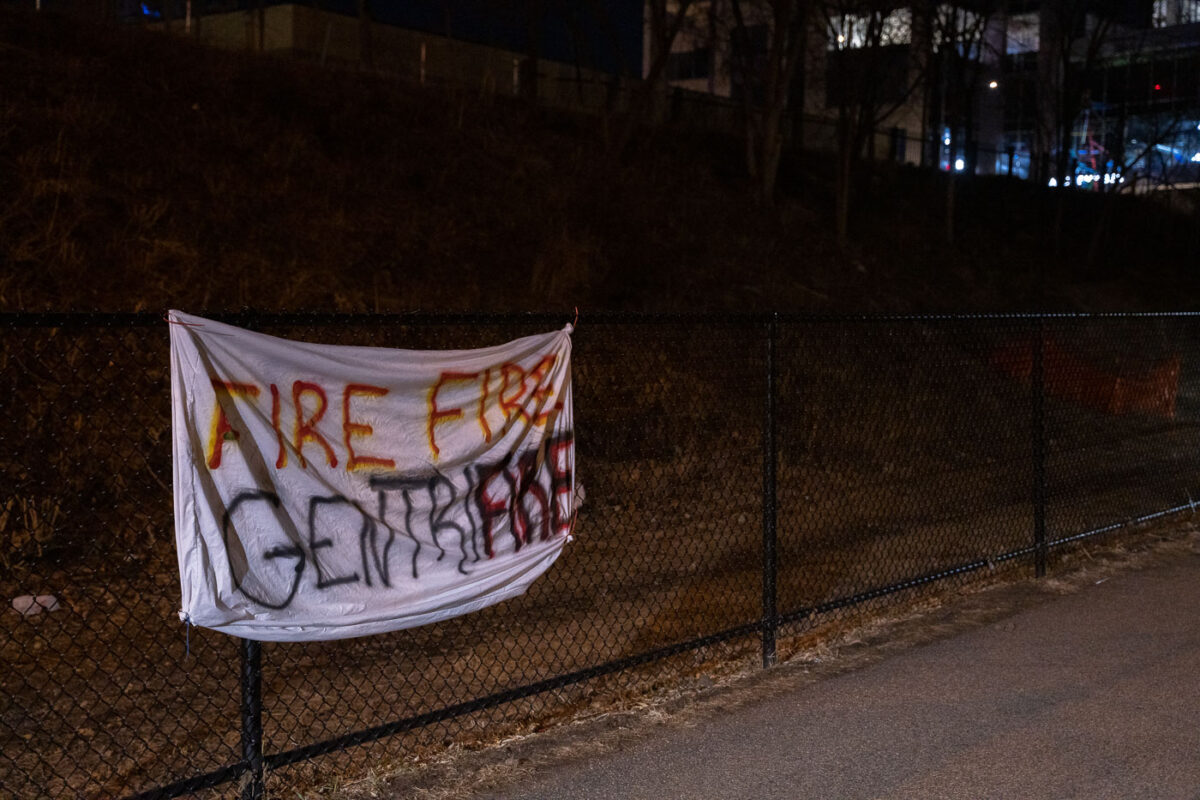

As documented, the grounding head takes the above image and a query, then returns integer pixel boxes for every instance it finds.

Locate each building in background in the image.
[39,0,1197,188]
[1002,0,1200,188]
[655,0,1199,187]
[117,0,643,113]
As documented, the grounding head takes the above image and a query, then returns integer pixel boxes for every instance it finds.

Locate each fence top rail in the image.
[4,310,1200,328]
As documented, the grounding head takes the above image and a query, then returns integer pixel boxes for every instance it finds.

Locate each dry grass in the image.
[2,8,1199,316]
[4,9,1200,799]
[6,316,1200,798]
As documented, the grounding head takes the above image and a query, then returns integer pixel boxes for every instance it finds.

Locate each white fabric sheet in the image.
[169,311,574,641]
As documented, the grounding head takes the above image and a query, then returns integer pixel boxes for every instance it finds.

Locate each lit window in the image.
[828,8,912,50]
[1153,0,1168,26]
[1005,12,1039,54]
[1154,0,1200,25]
[934,4,987,55]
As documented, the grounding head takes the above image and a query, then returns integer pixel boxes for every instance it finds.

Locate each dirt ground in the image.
[4,10,1200,800]
[4,319,1200,799]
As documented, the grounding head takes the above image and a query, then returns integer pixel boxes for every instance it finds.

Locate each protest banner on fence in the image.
[169,311,574,642]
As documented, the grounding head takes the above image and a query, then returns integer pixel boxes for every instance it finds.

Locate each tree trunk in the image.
[945,170,956,245]
[608,0,691,162]
[835,112,853,247]
[522,0,542,101]
[357,0,373,68]
[729,0,760,180]
[1052,187,1066,256]
[1084,187,1118,277]
[761,106,785,201]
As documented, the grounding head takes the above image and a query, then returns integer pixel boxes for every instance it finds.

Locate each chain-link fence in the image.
[3,312,1200,799]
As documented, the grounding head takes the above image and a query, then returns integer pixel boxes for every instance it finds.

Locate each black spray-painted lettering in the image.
[307,496,365,589]
[221,432,574,610]
[222,490,305,610]
[368,476,427,581]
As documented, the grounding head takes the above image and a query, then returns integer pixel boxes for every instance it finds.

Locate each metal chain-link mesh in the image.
[776,318,1037,631]
[2,312,1198,799]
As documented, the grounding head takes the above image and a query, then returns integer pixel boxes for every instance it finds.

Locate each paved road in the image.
[480,546,1200,800]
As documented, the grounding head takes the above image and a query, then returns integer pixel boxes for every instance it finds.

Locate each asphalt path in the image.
[477,544,1200,800]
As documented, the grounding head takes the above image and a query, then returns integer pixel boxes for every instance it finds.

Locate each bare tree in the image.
[729,0,811,203]
[357,0,373,68]
[1034,0,1114,188]
[607,0,694,161]
[520,0,544,100]
[925,0,997,243]
[1078,35,1200,273]
[817,0,929,244]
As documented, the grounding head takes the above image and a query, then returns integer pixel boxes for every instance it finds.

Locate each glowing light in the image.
[837,34,846,43]
[988,80,999,89]
[943,136,951,145]
[1050,173,1124,187]
[1192,153,1200,162]
[1154,83,1162,91]
[954,158,965,171]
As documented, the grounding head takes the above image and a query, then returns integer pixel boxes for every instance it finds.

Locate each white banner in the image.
[169,311,574,641]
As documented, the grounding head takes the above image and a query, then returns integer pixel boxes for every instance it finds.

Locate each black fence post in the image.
[1032,316,1048,577]
[241,638,264,800]
[762,315,779,668]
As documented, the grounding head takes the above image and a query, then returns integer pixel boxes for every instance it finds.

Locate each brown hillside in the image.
[2,7,1198,313]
